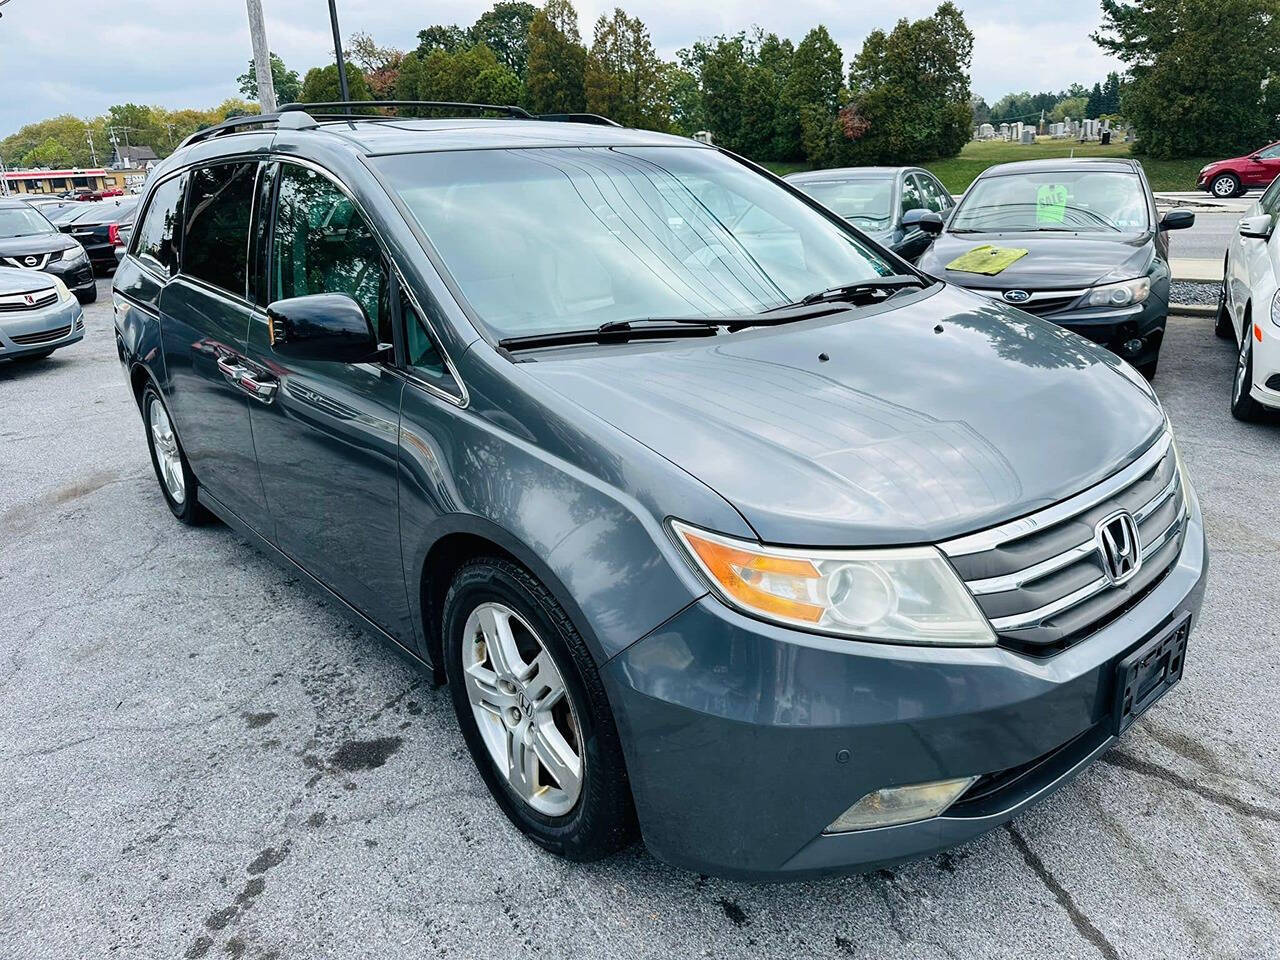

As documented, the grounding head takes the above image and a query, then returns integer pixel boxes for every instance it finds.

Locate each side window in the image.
[273,163,390,343]
[1261,176,1280,217]
[183,162,257,296]
[917,174,951,213]
[900,175,923,216]
[133,175,184,277]
[1257,143,1280,160]
[401,288,445,377]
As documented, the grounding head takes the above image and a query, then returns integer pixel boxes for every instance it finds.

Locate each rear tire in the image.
[1209,173,1240,199]
[443,556,637,862]
[1231,326,1267,422]
[141,383,209,524]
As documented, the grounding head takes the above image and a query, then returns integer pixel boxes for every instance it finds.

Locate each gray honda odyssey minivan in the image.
[112,103,1207,880]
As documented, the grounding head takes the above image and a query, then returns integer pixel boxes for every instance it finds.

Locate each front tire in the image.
[141,383,208,524]
[443,556,637,861]
[1209,173,1240,199]
[76,283,98,305]
[1231,326,1267,422]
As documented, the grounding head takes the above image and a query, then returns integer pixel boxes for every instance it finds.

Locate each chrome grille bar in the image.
[966,538,1097,596]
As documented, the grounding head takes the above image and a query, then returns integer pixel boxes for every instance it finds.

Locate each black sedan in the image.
[917,158,1193,379]
[51,198,139,276]
[0,197,96,303]
[785,166,952,262]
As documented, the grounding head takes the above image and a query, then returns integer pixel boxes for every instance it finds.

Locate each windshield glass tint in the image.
[0,207,55,238]
[794,178,893,226]
[951,171,1149,233]
[377,146,894,338]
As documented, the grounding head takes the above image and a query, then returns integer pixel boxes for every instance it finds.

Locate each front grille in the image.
[1015,295,1080,316]
[941,433,1187,654]
[0,290,58,312]
[10,324,71,345]
[2,251,59,270]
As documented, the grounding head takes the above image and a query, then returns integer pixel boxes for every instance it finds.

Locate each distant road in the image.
[1168,211,1240,263]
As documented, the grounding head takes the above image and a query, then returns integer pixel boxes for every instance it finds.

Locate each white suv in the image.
[1220,175,1280,420]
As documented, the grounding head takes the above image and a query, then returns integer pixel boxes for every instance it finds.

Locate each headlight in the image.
[51,276,72,302]
[1086,276,1150,307]
[66,245,89,266]
[1200,164,1212,174]
[1271,290,1280,328]
[670,521,995,645]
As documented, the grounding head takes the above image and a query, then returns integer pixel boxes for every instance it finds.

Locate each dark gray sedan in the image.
[786,166,953,262]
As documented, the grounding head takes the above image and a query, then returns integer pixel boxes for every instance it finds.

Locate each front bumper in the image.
[1051,295,1168,367]
[604,494,1207,880]
[0,297,85,359]
[1249,322,1280,410]
[47,255,96,295]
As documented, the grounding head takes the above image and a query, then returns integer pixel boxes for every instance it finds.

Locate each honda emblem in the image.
[1095,510,1141,585]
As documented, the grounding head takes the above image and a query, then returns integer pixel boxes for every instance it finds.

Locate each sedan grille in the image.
[975,289,1085,317]
[10,324,71,345]
[0,290,58,312]
[941,433,1186,654]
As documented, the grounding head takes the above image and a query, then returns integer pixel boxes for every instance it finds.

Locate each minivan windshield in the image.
[950,170,1150,234]
[377,146,896,339]
[0,206,56,239]
[792,177,894,227]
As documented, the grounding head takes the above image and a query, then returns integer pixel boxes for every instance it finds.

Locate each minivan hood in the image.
[521,284,1164,546]
[920,231,1153,289]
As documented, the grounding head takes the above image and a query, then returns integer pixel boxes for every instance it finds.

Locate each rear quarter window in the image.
[132,176,185,278]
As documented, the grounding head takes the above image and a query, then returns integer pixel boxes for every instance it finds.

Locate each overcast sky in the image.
[0,0,1122,136]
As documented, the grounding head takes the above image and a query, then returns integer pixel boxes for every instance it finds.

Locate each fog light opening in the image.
[1122,338,1144,357]
[824,776,978,833]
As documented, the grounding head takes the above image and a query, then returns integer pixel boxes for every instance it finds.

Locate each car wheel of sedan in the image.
[1209,173,1241,199]
[142,384,208,524]
[443,556,637,861]
[1231,326,1266,422]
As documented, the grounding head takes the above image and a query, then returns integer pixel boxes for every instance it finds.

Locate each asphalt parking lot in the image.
[2,279,1278,960]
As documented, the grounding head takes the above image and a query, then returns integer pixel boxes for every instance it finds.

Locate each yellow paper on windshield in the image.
[1036,183,1069,224]
[945,245,1028,275]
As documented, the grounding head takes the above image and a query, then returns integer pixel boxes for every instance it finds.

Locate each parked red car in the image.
[1197,142,1280,198]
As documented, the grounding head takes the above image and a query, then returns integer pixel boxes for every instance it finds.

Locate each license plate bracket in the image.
[1114,614,1190,735]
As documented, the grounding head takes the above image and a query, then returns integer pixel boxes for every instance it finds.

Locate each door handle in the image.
[216,355,246,382]
[237,370,279,404]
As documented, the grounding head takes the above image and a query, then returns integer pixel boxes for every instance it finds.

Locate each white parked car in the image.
[1220,175,1280,420]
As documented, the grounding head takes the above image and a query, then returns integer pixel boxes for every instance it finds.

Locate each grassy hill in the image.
[766,139,1215,194]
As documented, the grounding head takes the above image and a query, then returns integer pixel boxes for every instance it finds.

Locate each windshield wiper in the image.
[499,317,725,352]
[768,274,929,312]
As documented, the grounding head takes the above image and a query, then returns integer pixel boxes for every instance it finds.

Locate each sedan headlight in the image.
[66,245,89,266]
[1271,290,1280,328]
[51,276,72,302]
[671,521,995,645]
[1086,277,1151,307]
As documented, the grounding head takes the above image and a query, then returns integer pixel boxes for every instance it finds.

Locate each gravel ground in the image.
[2,279,1278,960]
[1170,280,1220,307]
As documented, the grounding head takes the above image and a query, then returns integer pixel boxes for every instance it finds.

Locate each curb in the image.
[1169,303,1216,318]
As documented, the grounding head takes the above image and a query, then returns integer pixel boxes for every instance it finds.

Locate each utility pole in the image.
[245,0,277,113]
[85,130,98,167]
[327,0,351,110]
[0,158,10,198]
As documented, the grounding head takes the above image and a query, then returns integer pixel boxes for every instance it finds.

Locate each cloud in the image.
[0,0,1122,135]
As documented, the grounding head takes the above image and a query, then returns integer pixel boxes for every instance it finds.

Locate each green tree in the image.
[299,63,374,107]
[1051,96,1088,123]
[414,44,523,109]
[1094,0,1280,157]
[396,51,425,102]
[584,8,669,129]
[778,26,842,161]
[1100,71,1123,115]
[21,137,73,168]
[348,32,404,99]
[843,2,974,163]
[416,24,468,55]
[697,34,753,152]
[1084,82,1104,118]
[525,0,588,114]
[236,52,302,105]
[469,2,539,78]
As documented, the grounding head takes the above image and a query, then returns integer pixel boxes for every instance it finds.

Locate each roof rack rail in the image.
[278,100,535,119]
[535,113,621,127]
[177,113,283,150]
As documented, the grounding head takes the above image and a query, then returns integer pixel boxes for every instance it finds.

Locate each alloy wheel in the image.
[461,602,583,817]
[148,398,185,505]
[1212,176,1237,198]
[1235,333,1252,403]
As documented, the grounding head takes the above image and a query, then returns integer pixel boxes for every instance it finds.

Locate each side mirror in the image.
[1238,214,1274,240]
[902,207,944,235]
[266,293,379,363]
[1159,210,1195,231]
